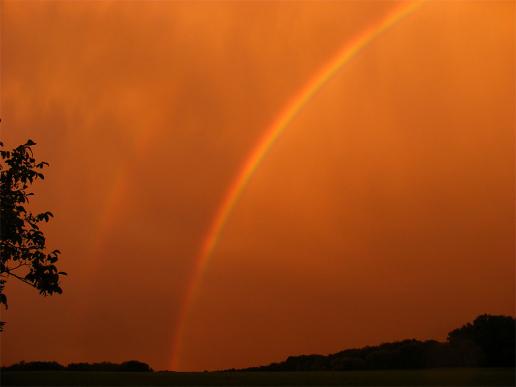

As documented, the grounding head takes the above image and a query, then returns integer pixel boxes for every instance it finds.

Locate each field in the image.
[1,368,515,386]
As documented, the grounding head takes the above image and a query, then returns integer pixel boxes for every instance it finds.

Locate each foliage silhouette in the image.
[0,139,65,331]
[243,315,515,371]
[67,360,153,372]
[448,314,516,367]
[3,361,65,371]
[1,315,514,373]
[3,360,153,372]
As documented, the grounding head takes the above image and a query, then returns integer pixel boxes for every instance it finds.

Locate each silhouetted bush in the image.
[3,361,65,371]
[119,360,153,372]
[3,360,152,372]
[67,362,121,371]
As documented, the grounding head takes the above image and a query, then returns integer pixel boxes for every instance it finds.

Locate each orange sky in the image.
[0,0,514,371]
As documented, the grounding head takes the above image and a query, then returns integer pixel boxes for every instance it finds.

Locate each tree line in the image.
[241,315,515,371]
[1,315,514,372]
[2,360,152,372]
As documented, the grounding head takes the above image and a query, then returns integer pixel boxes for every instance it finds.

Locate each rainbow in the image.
[170,0,424,370]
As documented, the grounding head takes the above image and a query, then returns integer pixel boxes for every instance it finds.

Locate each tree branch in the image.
[6,262,29,272]
[5,270,34,288]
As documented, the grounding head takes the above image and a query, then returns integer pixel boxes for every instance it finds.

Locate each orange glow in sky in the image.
[1,0,514,371]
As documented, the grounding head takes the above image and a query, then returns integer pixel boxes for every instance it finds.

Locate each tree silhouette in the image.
[244,315,515,371]
[447,314,516,367]
[0,139,66,331]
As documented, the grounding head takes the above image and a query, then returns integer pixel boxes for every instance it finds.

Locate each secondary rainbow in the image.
[170,0,424,370]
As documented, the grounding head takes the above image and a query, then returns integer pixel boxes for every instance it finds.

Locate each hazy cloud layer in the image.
[1,1,513,370]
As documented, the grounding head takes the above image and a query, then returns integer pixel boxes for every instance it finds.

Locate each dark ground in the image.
[1,368,515,386]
